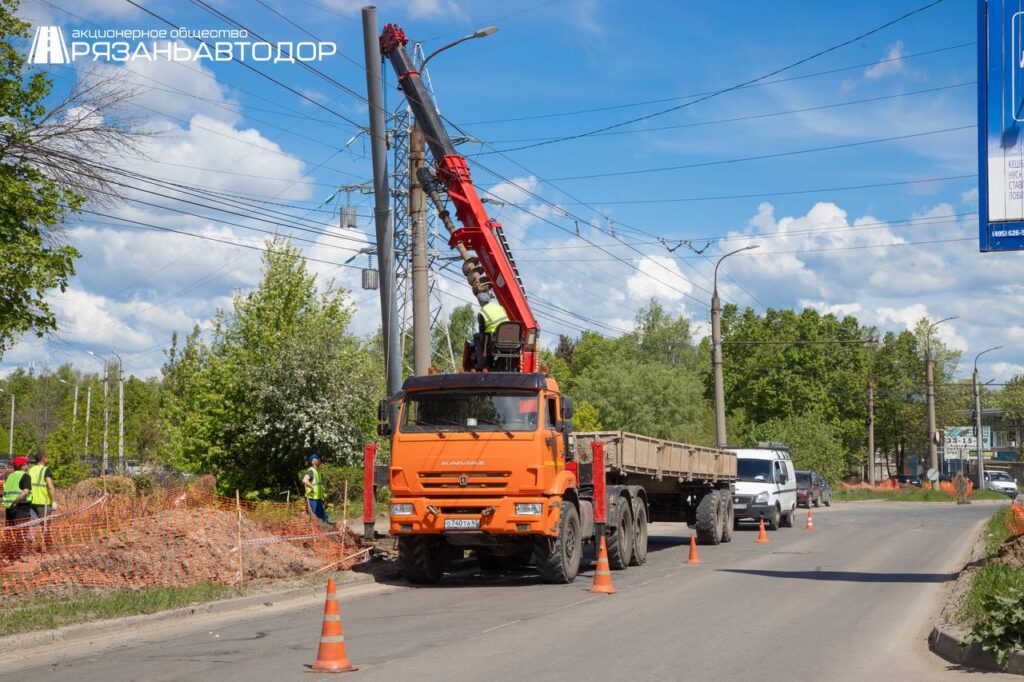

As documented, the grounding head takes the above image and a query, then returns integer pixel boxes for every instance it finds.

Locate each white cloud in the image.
[626,255,693,304]
[864,41,906,80]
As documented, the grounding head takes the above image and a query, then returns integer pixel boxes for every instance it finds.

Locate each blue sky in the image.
[8,0,1017,382]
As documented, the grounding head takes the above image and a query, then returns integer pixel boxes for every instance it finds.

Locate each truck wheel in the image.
[720,493,734,543]
[767,505,781,531]
[398,535,446,584]
[695,490,722,545]
[607,497,634,570]
[535,501,582,584]
[630,500,648,566]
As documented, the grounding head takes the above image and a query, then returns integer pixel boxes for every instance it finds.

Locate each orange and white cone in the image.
[755,518,769,543]
[686,534,701,564]
[590,536,616,594]
[310,577,357,673]
[804,510,815,531]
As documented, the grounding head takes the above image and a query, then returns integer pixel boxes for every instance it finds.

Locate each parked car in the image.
[892,474,922,487]
[732,446,798,531]
[815,473,832,507]
[984,470,1019,498]
[795,469,822,508]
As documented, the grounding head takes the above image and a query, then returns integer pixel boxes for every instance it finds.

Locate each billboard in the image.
[943,425,992,459]
[979,1,1024,251]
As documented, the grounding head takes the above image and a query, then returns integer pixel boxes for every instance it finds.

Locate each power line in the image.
[486,0,950,152]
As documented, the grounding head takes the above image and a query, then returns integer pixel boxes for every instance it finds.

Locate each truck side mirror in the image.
[377,399,392,436]
[561,396,574,421]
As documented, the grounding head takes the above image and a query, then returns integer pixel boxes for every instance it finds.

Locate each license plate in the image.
[444,518,480,530]
[734,503,747,510]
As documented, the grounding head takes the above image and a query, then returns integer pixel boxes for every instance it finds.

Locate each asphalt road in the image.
[3,501,1017,681]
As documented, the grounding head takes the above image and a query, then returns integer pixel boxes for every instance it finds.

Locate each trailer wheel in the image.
[398,535,446,584]
[695,490,722,545]
[720,492,734,543]
[606,497,634,570]
[630,500,648,565]
[535,501,582,584]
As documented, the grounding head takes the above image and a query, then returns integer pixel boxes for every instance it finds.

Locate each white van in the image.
[731,446,798,530]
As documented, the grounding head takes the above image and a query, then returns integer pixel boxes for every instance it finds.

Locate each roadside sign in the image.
[979,0,1024,251]
[942,426,992,459]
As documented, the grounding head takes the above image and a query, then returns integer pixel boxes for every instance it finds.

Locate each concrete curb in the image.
[929,625,1024,675]
[0,571,382,656]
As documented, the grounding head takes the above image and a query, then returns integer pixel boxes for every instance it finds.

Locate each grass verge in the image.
[0,583,245,637]
[833,488,1010,503]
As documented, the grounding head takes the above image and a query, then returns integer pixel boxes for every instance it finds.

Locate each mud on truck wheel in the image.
[535,500,582,584]
[695,490,722,545]
[398,535,447,584]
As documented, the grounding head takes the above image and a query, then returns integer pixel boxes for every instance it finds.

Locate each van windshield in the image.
[401,390,539,433]
[737,458,773,483]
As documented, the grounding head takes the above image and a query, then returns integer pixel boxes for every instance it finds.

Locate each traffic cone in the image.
[804,510,815,531]
[590,536,616,594]
[755,518,769,543]
[686,534,701,564]
[309,578,357,673]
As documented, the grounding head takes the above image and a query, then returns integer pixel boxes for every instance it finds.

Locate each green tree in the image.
[747,413,846,485]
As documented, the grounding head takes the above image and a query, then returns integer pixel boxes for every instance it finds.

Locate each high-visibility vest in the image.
[3,471,27,509]
[304,467,323,501]
[480,301,509,334]
[27,464,52,506]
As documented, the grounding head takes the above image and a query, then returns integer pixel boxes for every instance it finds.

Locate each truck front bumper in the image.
[389,496,561,537]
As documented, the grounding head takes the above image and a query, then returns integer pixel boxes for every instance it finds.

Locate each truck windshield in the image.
[401,391,539,433]
[737,458,773,483]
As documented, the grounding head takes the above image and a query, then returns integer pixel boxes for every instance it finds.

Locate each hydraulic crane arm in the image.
[380,24,539,372]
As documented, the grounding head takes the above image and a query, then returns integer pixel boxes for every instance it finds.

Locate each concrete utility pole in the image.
[362,5,401,422]
[112,350,124,471]
[410,122,430,375]
[924,316,957,487]
[974,346,1002,490]
[711,245,758,448]
[867,376,876,485]
[83,384,91,458]
[0,389,14,456]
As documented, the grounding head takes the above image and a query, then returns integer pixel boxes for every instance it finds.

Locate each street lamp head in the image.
[472,26,499,38]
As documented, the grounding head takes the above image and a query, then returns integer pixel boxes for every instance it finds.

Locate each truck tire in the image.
[767,504,781,531]
[630,500,648,566]
[535,501,582,584]
[606,497,634,570]
[695,490,722,545]
[720,492,734,543]
[398,535,446,584]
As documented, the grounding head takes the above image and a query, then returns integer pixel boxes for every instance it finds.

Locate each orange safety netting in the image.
[0,476,369,597]
[841,479,975,495]
[1007,501,1024,538]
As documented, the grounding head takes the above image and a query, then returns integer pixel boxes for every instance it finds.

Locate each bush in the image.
[965,586,1024,667]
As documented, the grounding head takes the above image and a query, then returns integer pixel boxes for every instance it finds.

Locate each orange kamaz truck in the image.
[377,24,736,584]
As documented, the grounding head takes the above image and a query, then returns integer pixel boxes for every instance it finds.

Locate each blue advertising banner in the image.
[979,0,1024,251]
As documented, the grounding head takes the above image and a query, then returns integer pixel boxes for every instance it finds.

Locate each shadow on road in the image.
[718,568,955,583]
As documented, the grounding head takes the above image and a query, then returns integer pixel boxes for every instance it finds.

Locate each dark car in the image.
[796,469,823,508]
[892,474,922,487]
[815,473,832,507]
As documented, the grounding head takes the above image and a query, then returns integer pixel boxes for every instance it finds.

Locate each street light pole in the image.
[83,384,92,458]
[0,389,13,457]
[973,346,1002,491]
[712,245,758,448]
[867,376,876,485]
[924,316,958,487]
[111,350,124,472]
[409,28,499,376]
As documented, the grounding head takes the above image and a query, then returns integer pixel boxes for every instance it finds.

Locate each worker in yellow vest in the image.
[478,293,509,334]
[3,456,32,563]
[27,451,57,520]
[302,454,328,523]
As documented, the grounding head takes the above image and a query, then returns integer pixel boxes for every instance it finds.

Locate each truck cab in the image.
[386,372,582,583]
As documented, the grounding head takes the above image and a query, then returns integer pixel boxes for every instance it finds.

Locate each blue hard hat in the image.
[308,453,321,463]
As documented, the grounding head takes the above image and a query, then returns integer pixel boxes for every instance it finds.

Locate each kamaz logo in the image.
[440,461,484,466]
[28,26,69,65]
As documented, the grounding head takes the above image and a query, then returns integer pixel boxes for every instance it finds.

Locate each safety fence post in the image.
[363,443,378,543]
[235,489,244,584]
